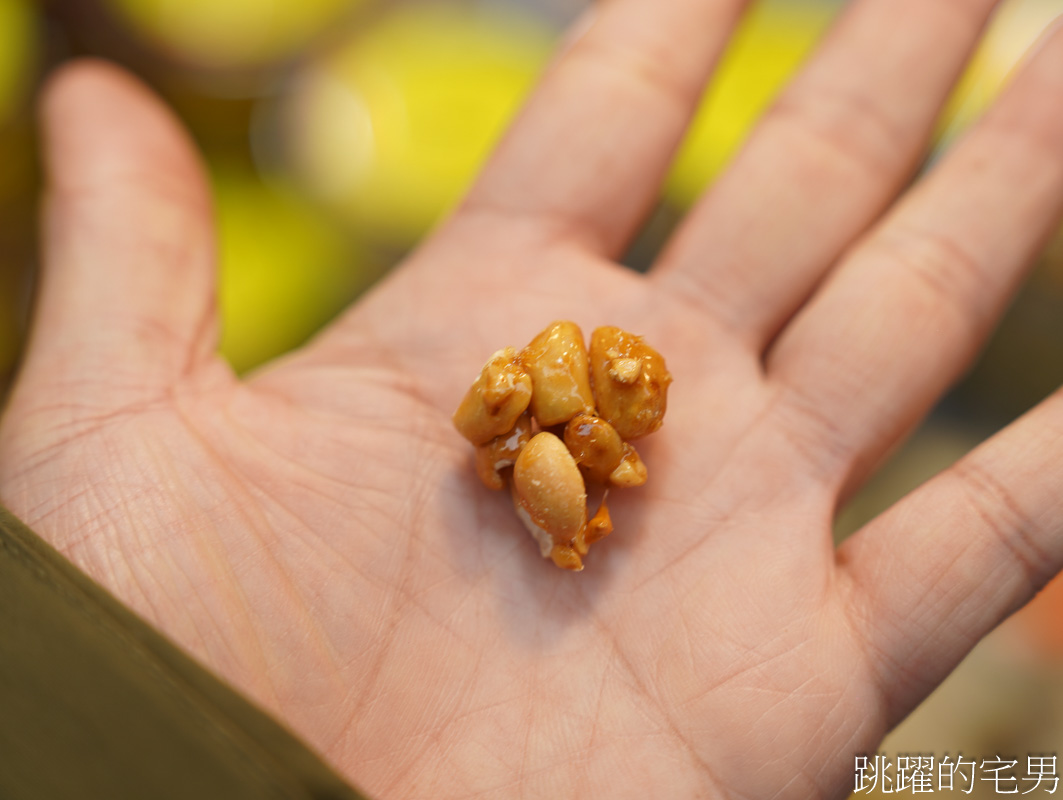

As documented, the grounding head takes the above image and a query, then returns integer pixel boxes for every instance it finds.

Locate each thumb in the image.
[14,59,221,416]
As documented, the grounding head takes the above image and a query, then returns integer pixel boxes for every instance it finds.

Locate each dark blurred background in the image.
[1,0,1062,791]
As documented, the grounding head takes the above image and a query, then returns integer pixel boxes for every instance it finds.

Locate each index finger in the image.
[457,0,750,257]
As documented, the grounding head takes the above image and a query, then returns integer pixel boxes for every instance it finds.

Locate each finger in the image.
[653,0,1000,349]
[765,19,1063,489]
[18,60,218,408]
[457,0,749,257]
[838,388,1063,724]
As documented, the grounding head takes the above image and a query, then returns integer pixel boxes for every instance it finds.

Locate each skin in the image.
[2,0,1063,797]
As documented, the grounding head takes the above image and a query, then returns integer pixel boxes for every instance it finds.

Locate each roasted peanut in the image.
[512,432,587,559]
[589,327,672,440]
[453,347,533,445]
[455,322,668,571]
[474,412,532,490]
[519,321,595,427]
[609,442,647,488]
[563,413,624,484]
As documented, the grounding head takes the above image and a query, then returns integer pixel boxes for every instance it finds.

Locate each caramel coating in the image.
[474,412,532,490]
[563,413,624,484]
[453,347,533,445]
[519,321,595,427]
[582,496,613,548]
[550,545,584,571]
[589,327,672,440]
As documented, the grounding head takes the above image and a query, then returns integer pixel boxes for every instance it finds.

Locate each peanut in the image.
[512,432,588,550]
[563,413,624,484]
[519,321,595,427]
[453,347,533,445]
[589,327,671,440]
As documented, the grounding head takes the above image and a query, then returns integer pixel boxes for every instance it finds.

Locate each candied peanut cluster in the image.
[453,321,671,571]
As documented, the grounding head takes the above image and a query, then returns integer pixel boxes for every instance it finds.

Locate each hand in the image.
[3,1,1063,796]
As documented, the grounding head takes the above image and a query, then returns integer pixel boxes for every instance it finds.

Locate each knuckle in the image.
[952,459,1054,590]
[872,224,991,336]
[767,83,908,181]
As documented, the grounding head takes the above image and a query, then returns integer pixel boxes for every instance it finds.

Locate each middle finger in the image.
[765,20,1063,491]
[653,0,1001,350]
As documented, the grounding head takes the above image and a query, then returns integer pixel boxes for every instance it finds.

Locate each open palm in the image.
[4,1,1063,797]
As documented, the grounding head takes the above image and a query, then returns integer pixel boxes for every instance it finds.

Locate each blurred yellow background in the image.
[1,0,1062,790]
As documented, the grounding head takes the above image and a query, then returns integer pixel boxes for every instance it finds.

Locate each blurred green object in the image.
[0,507,369,800]
[0,266,23,384]
[0,0,39,385]
[105,0,364,70]
[0,0,37,128]
[664,0,1063,208]
[214,164,373,373]
[284,2,554,245]
[938,0,1063,143]
[665,0,835,208]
